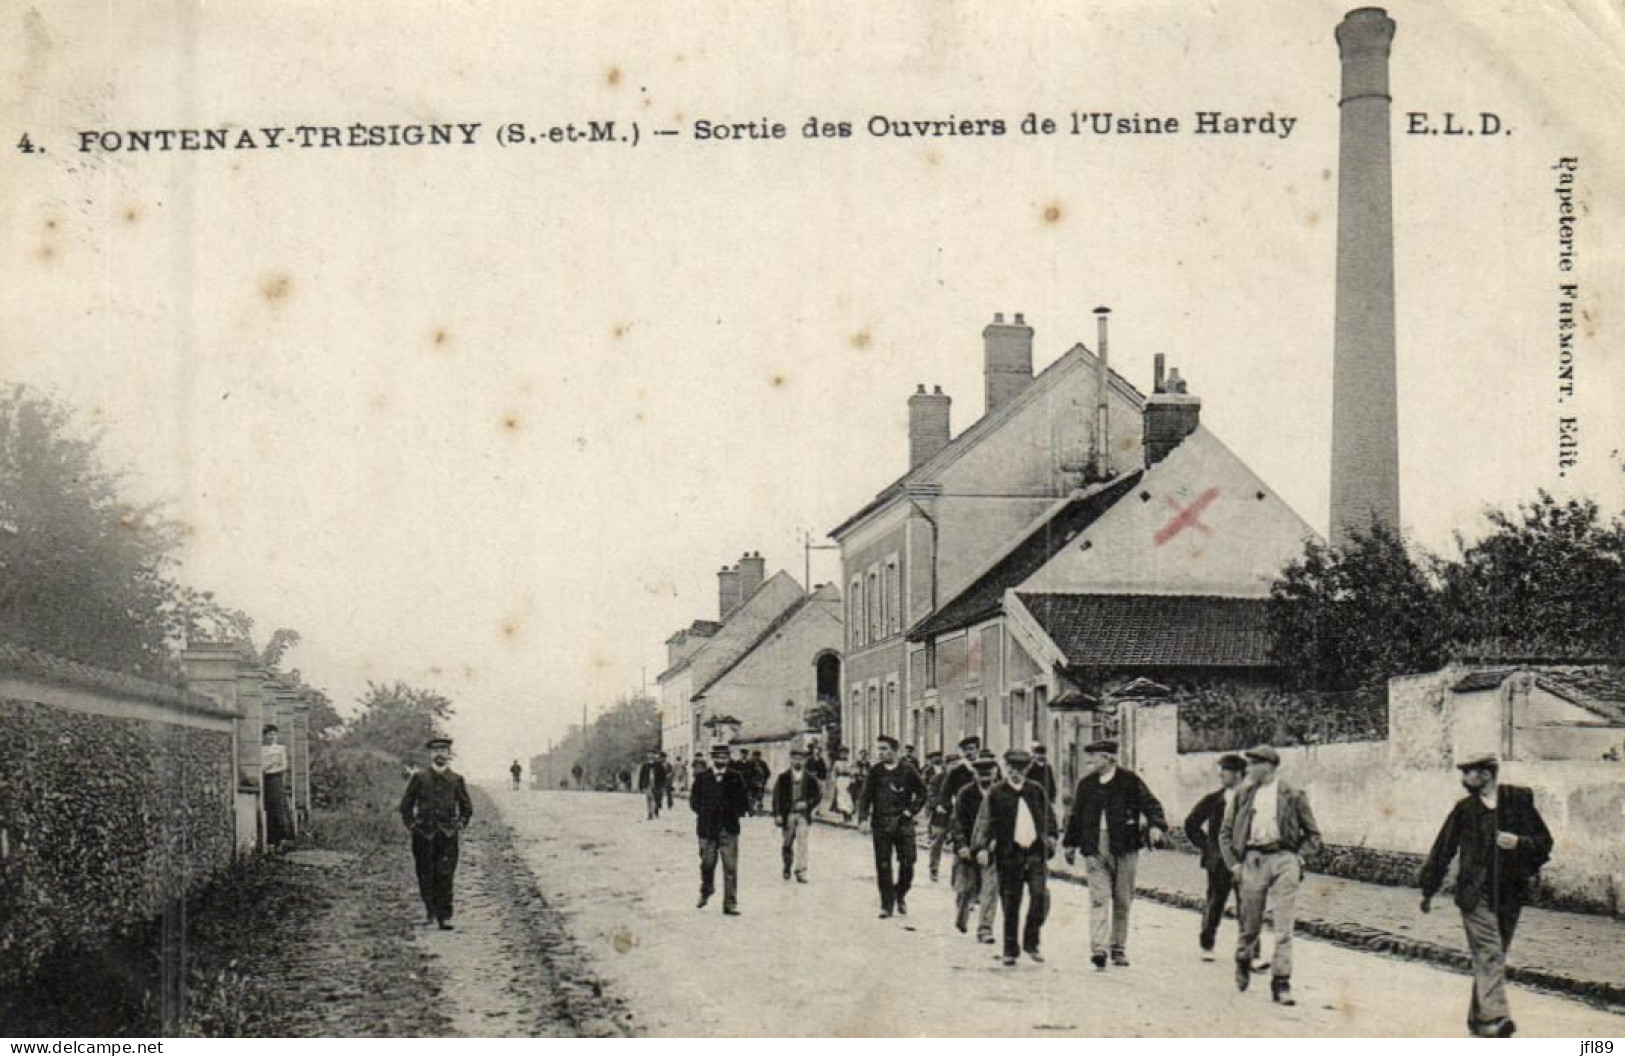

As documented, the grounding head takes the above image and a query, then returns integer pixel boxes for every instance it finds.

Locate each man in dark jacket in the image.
[856,734,928,918]
[1062,739,1168,969]
[1027,741,1059,803]
[1419,753,1553,1038]
[772,746,823,883]
[637,750,667,819]
[933,735,981,824]
[972,746,1058,966]
[1183,753,1247,957]
[1219,745,1322,1006]
[950,749,1001,942]
[399,736,474,930]
[691,742,750,914]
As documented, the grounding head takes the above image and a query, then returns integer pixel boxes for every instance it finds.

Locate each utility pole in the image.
[802,527,840,596]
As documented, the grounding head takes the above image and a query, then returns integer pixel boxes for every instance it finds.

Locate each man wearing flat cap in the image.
[1027,741,1059,804]
[771,745,822,883]
[972,746,1057,966]
[950,749,1002,943]
[692,741,750,914]
[1219,745,1322,1006]
[1419,753,1553,1038]
[932,735,983,842]
[1183,753,1248,958]
[399,736,474,929]
[856,734,928,918]
[923,749,951,882]
[1062,739,1168,969]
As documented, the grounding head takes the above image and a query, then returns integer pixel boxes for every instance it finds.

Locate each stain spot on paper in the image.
[770,373,788,388]
[261,271,293,304]
[1042,201,1065,225]
[432,327,451,348]
[606,65,622,87]
[849,329,872,350]
[612,323,630,339]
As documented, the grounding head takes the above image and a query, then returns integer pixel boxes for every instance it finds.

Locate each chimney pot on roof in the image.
[737,551,766,601]
[983,312,1035,415]
[1153,353,1166,394]
[718,563,743,620]
[1143,365,1201,467]
[908,383,952,468]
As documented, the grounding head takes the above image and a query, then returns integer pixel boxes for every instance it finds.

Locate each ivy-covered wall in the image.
[0,697,235,990]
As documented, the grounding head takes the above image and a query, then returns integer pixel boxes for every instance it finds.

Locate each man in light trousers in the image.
[1220,744,1323,1007]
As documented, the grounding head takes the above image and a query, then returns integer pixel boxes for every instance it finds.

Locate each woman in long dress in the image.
[829,748,853,821]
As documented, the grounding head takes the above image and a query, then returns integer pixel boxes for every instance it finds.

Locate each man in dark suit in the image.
[972,746,1057,966]
[1062,739,1168,969]
[399,736,474,930]
[856,734,928,918]
[950,750,1002,943]
[1219,745,1322,1006]
[1027,742,1059,803]
[772,745,823,882]
[1183,753,1247,958]
[637,750,667,819]
[1419,753,1553,1038]
[691,742,750,914]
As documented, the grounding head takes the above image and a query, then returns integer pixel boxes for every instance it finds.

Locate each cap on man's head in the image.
[1456,752,1499,773]
[1084,739,1117,755]
[958,735,981,751]
[926,750,943,762]
[1244,745,1281,766]
[972,753,999,773]
[692,752,707,763]
[1031,742,1048,757]
[977,748,998,763]
[709,742,732,757]
[425,736,453,751]
[876,734,900,749]
[262,723,279,734]
[1218,753,1247,773]
[1004,747,1033,767]
[904,743,916,753]
[790,746,808,758]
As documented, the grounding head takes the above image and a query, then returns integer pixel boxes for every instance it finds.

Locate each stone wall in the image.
[0,686,236,990]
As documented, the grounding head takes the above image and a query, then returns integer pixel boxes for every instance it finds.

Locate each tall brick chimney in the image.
[1330,7,1401,545]
[982,312,1034,415]
[718,564,742,620]
[737,551,766,601]
[907,384,951,468]
[1144,356,1201,466]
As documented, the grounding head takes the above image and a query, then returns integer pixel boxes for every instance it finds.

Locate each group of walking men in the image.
[678,727,1553,1037]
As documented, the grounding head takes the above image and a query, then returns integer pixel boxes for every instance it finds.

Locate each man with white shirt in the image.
[1219,745,1323,1006]
[971,747,1057,967]
[1182,754,1247,958]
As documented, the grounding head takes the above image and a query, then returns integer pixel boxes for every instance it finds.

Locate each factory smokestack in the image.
[1330,7,1401,546]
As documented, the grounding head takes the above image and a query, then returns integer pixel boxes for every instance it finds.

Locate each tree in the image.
[343,681,455,761]
[573,694,660,788]
[1267,521,1447,692]
[1440,491,1625,658]
[0,385,182,679]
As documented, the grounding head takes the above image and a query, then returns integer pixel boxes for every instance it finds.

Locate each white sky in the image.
[3,0,1622,777]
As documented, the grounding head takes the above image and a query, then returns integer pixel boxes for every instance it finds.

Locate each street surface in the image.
[494,789,1625,1038]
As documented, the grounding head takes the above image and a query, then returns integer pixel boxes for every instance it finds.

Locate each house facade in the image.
[903,367,1320,789]
[830,312,1145,756]
[690,582,843,773]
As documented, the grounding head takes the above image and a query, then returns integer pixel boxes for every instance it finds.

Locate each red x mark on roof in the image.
[1154,487,1220,546]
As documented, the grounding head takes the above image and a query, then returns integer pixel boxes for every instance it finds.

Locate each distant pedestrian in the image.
[1062,739,1168,970]
[691,743,749,915]
[661,751,675,808]
[972,746,1057,966]
[950,749,1001,943]
[509,759,522,791]
[772,746,822,883]
[638,750,668,819]
[748,750,771,815]
[399,737,473,930]
[829,748,854,820]
[1219,745,1322,1007]
[1183,754,1247,959]
[924,750,951,881]
[856,735,927,918]
[261,723,294,850]
[851,749,872,823]
[1419,753,1553,1038]
[1027,742,1059,804]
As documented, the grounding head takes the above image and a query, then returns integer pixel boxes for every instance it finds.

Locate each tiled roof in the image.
[0,640,234,716]
[1448,666,1625,724]
[1452,668,1518,693]
[908,473,1144,640]
[691,594,815,701]
[1017,593,1274,669]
